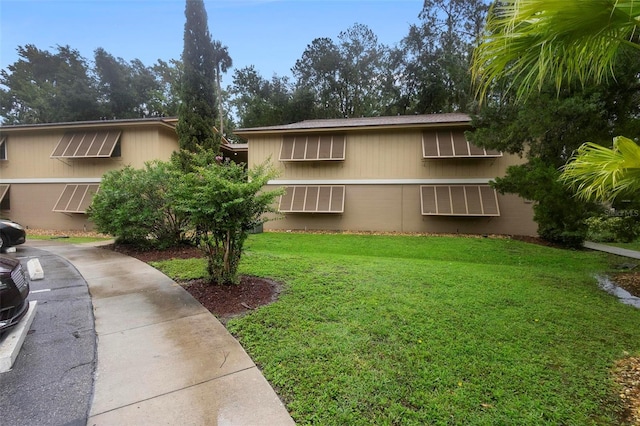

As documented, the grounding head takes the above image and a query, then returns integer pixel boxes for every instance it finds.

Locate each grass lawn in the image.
[156,232,640,425]
[27,234,112,245]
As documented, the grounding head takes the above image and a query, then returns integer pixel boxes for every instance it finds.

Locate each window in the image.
[422,130,501,158]
[420,185,500,216]
[0,184,9,210]
[0,136,6,160]
[279,186,345,213]
[280,135,345,161]
[51,131,121,158]
[53,184,100,213]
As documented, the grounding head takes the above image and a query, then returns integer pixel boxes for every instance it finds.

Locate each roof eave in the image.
[235,120,471,137]
[0,117,178,133]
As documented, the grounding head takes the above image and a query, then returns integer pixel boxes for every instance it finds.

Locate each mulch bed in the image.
[181,276,282,324]
[106,243,282,323]
[613,272,640,299]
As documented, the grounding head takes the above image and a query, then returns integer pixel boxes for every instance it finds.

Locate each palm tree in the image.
[212,40,232,138]
[561,137,640,202]
[472,0,640,202]
[472,0,640,101]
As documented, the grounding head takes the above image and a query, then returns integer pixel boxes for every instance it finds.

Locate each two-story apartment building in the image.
[1,114,536,236]
[0,118,181,230]
[236,114,537,236]
[0,117,249,232]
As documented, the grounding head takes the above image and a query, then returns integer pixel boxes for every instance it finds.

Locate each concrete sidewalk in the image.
[584,241,640,260]
[33,241,294,425]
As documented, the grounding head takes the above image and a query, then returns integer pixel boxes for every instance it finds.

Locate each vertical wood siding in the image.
[249,130,524,181]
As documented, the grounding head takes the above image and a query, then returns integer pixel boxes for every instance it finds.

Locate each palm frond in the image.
[472,0,640,101]
[561,136,640,201]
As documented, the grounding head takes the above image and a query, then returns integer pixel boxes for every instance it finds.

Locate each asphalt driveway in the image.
[0,244,95,425]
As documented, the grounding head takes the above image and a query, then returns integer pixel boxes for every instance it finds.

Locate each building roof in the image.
[234,113,471,136]
[0,117,178,133]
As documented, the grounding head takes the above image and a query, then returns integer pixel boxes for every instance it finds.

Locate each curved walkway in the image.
[584,241,640,260]
[19,240,294,425]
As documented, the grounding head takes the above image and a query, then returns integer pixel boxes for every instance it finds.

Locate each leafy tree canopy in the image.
[292,23,391,119]
[0,44,100,124]
[0,44,181,124]
[469,0,640,245]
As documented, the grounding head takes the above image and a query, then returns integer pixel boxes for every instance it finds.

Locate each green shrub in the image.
[88,161,189,248]
[585,214,640,243]
[492,159,594,248]
[171,157,282,284]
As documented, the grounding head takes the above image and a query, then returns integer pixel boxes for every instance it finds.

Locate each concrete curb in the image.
[0,301,38,372]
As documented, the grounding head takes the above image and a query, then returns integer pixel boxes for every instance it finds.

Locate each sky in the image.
[0,0,424,86]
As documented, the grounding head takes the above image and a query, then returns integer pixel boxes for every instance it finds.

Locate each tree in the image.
[172,158,282,284]
[1,44,182,124]
[292,23,390,118]
[472,0,640,245]
[149,59,182,117]
[561,137,640,202]
[230,66,315,128]
[472,0,640,102]
[212,40,232,136]
[175,0,219,164]
[94,48,160,119]
[389,0,489,114]
[0,44,100,124]
[472,0,640,204]
[468,85,627,245]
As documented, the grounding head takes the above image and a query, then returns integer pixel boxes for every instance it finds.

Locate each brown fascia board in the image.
[221,143,248,153]
[234,113,472,136]
[0,117,178,134]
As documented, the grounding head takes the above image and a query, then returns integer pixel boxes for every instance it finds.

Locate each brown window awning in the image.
[279,186,345,213]
[420,185,500,216]
[422,130,501,158]
[280,135,345,161]
[0,184,9,210]
[51,131,121,158]
[53,184,100,213]
[0,136,6,160]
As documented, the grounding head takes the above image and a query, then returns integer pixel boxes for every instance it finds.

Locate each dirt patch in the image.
[614,356,640,425]
[613,272,640,299]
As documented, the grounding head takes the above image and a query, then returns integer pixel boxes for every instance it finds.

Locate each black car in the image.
[0,219,26,252]
[0,254,30,335]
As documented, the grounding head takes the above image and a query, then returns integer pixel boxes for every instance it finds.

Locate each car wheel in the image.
[0,233,6,253]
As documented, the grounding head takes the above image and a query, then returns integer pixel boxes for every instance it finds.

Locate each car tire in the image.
[0,233,6,253]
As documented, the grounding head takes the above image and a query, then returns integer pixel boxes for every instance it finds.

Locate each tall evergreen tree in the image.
[176,0,218,159]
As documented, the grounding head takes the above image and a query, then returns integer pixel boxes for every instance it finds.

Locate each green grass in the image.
[154,232,640,425]
[149,257,205,281]
[27,234,112,244]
